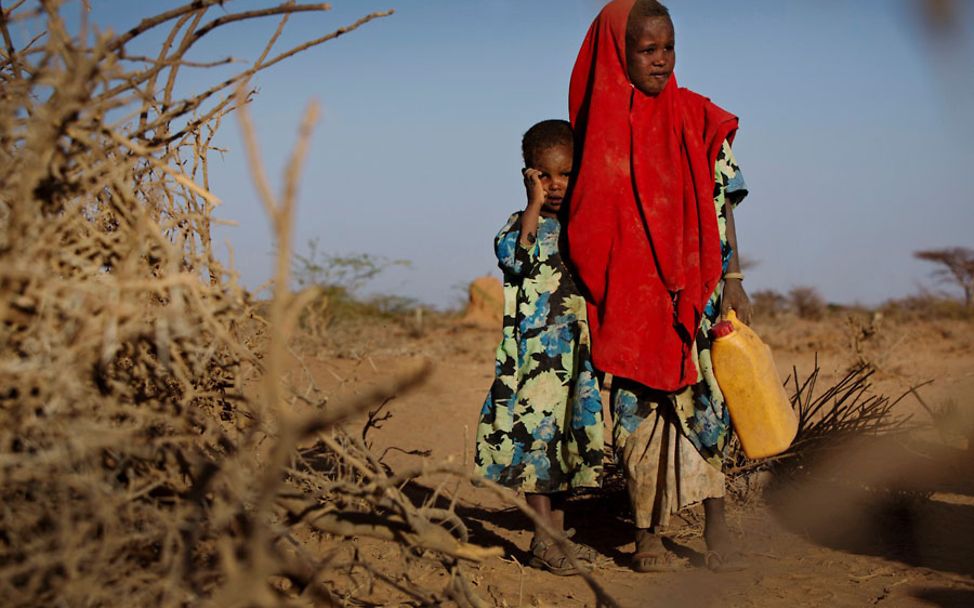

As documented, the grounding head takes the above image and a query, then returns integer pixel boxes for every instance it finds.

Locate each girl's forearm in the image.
[720,200,752,322]
[519,203,542,247]
[724,201,742,274]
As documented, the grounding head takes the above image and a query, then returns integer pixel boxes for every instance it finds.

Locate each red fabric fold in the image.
[567,0,739,391]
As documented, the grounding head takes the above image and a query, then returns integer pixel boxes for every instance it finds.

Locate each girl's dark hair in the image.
[630,0,670,20]
[521,119,573,167]
[627,0,671,38]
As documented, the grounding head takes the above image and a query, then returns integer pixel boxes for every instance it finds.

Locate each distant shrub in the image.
[368,294,423,316]
[294,239,410,294]
[881,293,974,322]
[293,239,417,333]
[789,286,827,321]
[751,289,789,319]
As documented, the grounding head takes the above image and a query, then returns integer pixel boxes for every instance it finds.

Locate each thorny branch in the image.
[724,361,920,482]
[0,2,624,605]
[0,1,625,605]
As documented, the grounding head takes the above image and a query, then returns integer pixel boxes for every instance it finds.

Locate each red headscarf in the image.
[567,0,739,391]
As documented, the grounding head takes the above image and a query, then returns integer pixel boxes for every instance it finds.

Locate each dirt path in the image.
[298,319,974,607]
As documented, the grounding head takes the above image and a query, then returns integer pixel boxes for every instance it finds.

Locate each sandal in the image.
[704,549,749,573]
[528,535,581,576]
[564,528,600,564]
[632,529,689,573]
[631,549,690,573]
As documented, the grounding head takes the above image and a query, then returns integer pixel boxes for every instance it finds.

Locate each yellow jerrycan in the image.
[710,310,797,459]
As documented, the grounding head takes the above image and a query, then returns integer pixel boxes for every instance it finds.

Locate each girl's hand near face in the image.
[523,168,546,208]
[519,168,545,247]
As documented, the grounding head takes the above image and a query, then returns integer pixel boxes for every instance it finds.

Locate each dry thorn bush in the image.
[1,2,626,606]
[724,361,920,502]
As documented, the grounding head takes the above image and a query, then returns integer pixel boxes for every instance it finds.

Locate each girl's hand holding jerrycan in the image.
[710,310,798,459]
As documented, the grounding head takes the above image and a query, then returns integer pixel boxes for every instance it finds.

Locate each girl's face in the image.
[528,143,573,217]
[626,16,675,97]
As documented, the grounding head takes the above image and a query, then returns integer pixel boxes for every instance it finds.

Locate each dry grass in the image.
[0,3,628,606]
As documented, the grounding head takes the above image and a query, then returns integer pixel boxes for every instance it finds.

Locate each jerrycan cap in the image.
[711,320,735,339]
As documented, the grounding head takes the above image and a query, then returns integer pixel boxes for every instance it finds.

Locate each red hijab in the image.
[567,0,739,391]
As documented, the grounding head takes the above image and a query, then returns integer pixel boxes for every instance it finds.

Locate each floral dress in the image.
[475,213,604,494]
[612,139,748,470]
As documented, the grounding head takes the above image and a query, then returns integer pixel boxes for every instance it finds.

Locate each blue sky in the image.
[54,1,974,306]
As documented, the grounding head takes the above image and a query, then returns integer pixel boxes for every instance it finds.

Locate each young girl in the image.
[475,120,604,576]
[568,0,750,572]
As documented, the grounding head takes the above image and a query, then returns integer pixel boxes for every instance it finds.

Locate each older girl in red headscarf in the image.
[568,0,751,572]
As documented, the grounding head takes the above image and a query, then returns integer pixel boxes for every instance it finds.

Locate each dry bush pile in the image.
[2,3,627,607]
[724,362,918,500]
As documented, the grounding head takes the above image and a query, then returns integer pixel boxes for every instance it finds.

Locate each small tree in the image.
[914,247,974,307]
[789,286,826,320]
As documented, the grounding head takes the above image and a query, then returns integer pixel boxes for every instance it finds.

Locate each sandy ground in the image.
[294,314,974,607]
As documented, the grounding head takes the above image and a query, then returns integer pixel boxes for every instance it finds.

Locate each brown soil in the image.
[296,313,974,607]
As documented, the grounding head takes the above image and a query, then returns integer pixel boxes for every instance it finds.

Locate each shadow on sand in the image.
[402,435,974,585]
[401,472,716,569]
[767,436,974,579]
[909,587,974,608]
[403,478,637,565]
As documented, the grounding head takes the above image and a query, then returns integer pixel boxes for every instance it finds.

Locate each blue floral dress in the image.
[475,213,604,494]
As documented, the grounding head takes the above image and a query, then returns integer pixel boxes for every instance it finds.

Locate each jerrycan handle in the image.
[723,309,748,330]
